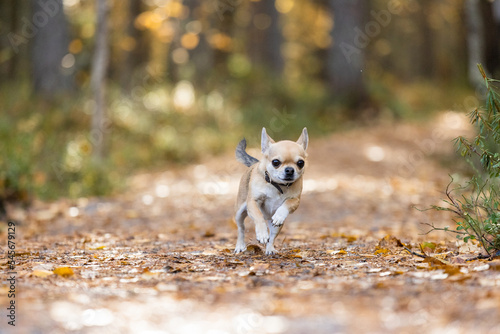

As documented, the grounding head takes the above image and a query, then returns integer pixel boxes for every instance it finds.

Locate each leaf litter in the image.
[2,114,500,333]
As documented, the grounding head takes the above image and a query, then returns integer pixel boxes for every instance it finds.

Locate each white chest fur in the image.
[256,186,287,220]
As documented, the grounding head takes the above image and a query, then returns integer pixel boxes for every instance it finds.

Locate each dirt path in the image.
[2,112,500,333]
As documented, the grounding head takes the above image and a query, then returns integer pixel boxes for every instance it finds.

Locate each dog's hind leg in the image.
[234,203,247,253]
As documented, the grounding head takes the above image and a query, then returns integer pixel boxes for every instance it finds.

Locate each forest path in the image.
[2,112,500,334]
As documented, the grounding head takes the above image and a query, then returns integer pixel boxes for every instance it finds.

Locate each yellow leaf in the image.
[344,235,357,243]
[374,248,390,255]
[53,267,74,277]
[327,249,347,255]
[443,265,461,276]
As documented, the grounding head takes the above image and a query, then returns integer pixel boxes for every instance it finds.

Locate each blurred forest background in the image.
[1,0,500,203]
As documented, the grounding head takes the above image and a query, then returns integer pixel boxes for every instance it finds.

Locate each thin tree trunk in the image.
[8,0,20,80]
[327,0,367,108]
[465,0,486,87]
[121,0,149,92]
[480,0,500,76]
[249,0,283,74]
[31,0,73,97]
[419,0,434,79]
[90,0,110,161]
[187,0,214,90]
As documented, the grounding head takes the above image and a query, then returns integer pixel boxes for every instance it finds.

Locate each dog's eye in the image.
[272,159,281,168]
[297,160,305,169]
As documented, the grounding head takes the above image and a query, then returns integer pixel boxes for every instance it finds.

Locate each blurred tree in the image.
[327,0,368,110]
[314,0,330,83]
[31,0,73,97]
[186,0,214,89]
[249,0,283,74]
[90,0,110,160]
[418,0,435,79]
[464,0,500,86]
[0,0,22,80]
[167,18,181,83]
[212,1,235,79]
[121,0,150,92]
[480,0,500,77]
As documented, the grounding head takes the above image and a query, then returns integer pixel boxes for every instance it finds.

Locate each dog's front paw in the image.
[255,226,269,244]
[272,206,289,226]
[234,243,247,254]
[265,245,278,255]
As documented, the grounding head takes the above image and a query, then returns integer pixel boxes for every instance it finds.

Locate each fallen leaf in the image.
[374,248,390,255]
[421,241,436,253]
[53,267,75,277]
[344,235,357,243]
[423,256,451,266]
[443,265,461,276]
[327,249,347,255]
[421,256,461,275]
[203,230,215,237]
[244,244,263,255]
[377,235,404,249]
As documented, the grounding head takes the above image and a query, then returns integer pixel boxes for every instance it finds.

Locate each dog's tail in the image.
[236,138,259,167]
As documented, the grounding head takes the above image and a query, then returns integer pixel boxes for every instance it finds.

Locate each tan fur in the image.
[234,128,308,255]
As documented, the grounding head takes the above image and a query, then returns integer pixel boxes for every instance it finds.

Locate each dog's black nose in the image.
[285,167,294,175]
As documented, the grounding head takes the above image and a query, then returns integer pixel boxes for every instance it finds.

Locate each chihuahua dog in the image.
[234,128,308,255]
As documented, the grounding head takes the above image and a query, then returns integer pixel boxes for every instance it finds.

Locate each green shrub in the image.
[428,65,500,257]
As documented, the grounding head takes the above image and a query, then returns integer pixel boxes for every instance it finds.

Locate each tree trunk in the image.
[213,4,234,78]
[187,0,214,90]
[249,0,283,74]
[7,0,20,80]
[465,0,486,87]
[418,0,435,79]
[121,0,150,92]
[31,0,73,97]
[90,0,110,161]
[314,0,330,83]
[480,0,500,77]
[327,0,367,109]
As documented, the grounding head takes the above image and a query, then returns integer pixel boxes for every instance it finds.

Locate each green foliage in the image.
[430,65,500,257]
[0,83,115,201]
[0,70,335,202]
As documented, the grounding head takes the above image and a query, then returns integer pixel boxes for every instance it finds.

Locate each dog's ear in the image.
[296,127,308,151]
[261,127,275,154]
